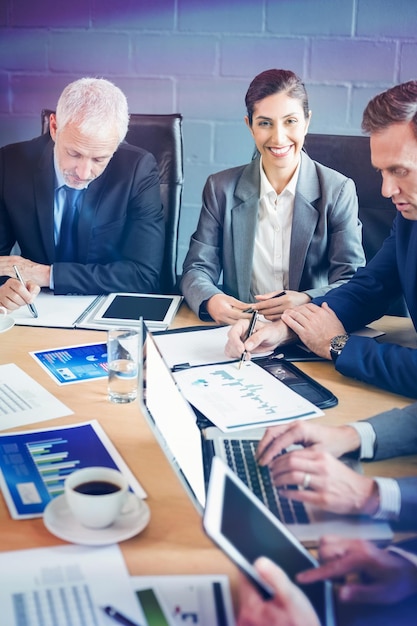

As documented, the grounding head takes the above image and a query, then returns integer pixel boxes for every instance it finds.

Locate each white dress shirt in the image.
[250,158,300,299]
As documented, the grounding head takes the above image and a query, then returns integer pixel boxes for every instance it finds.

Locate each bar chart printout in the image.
[1,544,146,626]
[0,420,145,519]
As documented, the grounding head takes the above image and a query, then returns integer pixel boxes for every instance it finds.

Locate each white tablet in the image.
[81,293,183,330]
[203,457,336,625]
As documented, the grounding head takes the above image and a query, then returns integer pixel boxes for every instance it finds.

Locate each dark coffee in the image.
[73,480,121,496]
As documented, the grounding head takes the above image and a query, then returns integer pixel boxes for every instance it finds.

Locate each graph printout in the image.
[0,420,146,519]
[0,363,72,430]
[0,544,146,626]
[173,360,323,432]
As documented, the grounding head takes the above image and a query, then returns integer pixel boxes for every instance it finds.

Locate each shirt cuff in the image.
[372,477,401,521]
[387,546,417,569]
[49,265,54,290]
[349,421,376,459]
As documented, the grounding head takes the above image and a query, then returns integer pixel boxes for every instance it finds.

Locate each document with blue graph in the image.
[0,544,146,626]
[0,420,145,519]
[173,360,323,432]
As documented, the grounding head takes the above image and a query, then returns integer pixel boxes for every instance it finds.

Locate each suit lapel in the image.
[289,152,321,288]
[35,138,56,260]
[232,158,260,301]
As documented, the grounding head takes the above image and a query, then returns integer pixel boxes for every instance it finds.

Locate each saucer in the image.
[43,492,150,546]
[0,317,15,333]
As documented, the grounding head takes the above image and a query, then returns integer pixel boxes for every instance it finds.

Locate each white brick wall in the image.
[1,0,416,269]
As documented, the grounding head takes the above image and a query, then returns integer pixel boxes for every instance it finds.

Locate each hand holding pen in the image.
[243,291,286,315]
[238,310,259,369]
[12,265,39,318]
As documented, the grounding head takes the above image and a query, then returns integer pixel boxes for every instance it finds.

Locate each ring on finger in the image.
[302,472,312,490]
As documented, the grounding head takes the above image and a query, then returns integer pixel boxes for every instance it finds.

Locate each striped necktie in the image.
[56,186,83,262]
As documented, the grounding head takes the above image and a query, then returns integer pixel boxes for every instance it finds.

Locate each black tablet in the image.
[203,457,336,625]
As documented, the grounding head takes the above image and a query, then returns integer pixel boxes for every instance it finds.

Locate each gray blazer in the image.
[365,402,417,529]
[180,152,365,318]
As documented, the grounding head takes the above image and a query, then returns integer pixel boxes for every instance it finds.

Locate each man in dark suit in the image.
[226,80,417,400]
[0,77,165,306]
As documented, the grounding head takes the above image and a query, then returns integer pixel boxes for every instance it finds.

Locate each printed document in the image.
[0,363,72,430]
[173,359,323,432]
[0,543,146,626]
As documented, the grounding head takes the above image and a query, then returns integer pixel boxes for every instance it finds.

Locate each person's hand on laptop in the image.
[256,421,379,516]
[257,420,361,463]
[263,445,379,515]
[237,556,320,626]
[298,536,417,605]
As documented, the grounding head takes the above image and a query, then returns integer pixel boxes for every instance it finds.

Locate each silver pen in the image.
[238,310,258,369]
[13,265,38,318]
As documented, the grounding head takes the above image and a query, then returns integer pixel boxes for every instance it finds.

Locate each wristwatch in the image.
[330,334,350,362]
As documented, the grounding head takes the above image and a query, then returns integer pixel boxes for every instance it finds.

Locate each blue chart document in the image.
[0,420,146,519]
[31,342,108,385]
[173,360,323,432]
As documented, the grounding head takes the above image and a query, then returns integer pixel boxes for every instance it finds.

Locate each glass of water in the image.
[107,327,141,403]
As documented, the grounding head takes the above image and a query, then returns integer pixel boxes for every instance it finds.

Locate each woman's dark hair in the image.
[245,69,309,125]
[362,80,417,138]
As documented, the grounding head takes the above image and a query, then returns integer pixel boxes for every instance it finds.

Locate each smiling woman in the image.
[180,68,366,326]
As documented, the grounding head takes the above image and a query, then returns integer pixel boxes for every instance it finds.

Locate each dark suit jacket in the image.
[313,214,417,399]
[180,152,365,318]
[364,402,417,528]
[0,134,165,294]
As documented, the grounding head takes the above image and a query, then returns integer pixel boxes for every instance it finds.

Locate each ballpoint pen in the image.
[238,310,258,369]
[102,605,142,626]
[243,291,286,313]
[13,265,38,318]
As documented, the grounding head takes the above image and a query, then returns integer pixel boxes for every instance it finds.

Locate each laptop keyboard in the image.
[223,439,309,525]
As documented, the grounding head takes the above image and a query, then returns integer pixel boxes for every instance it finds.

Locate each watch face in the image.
[331,334,349,350]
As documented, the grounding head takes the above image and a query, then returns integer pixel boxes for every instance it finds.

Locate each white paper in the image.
[173,360,323,432]
[9,291,98,328]
[0,543,146,626]
[154,325,272,369]
[131,574,236,626]
[0,363,72,430]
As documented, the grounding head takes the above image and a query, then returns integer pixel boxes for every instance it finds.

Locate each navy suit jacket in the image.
[0,134,165,294]
[313,214,417,398]
[365,402,417,528]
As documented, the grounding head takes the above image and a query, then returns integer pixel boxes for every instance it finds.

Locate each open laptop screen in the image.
[139,325,206,512]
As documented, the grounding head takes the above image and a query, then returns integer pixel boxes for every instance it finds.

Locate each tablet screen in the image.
[101,295,172,322]
[221,473,328,623]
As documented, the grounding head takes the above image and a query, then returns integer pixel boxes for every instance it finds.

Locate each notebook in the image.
[139,326,393,547]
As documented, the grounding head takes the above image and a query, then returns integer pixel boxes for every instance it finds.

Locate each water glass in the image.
[107,327,140,403]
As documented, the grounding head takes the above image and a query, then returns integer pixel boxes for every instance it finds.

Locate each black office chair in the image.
[41,109,184,294]
[304,133,408,317]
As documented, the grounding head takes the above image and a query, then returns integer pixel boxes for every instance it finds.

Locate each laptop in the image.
[139,325,393,547]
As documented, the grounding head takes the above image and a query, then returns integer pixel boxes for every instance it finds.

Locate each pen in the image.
[102,605,142,626]
[238,310,258,369]
[13,265,38,318]
[243,291,286,314]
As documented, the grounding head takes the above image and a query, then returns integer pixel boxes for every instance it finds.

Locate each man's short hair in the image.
[362,80,417,138]
[55,77,129,144]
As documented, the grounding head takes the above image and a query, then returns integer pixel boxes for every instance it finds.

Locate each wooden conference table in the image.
[1,305,416,616]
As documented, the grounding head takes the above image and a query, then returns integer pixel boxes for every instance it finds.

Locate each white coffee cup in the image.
[65,466,129,529]
[0,307,15,333]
